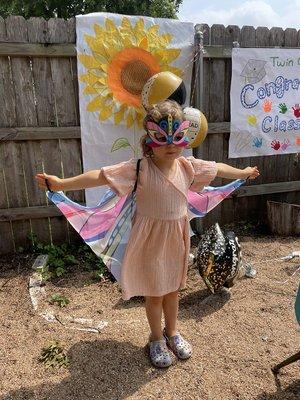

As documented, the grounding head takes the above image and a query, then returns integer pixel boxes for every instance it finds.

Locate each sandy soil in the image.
[0,235,299,400]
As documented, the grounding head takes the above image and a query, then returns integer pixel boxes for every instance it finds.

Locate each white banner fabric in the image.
[76,12,194,204]
[230,48,300,158]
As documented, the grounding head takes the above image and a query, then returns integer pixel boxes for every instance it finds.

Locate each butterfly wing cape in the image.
[47,179,244,282]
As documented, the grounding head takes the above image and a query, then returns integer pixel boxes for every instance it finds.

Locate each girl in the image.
[36,100,259,368]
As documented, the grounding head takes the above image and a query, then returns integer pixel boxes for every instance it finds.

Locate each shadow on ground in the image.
[113,296,144,309]
[255,378,300,400]
[179,287,231,322]
[3,339,165,400]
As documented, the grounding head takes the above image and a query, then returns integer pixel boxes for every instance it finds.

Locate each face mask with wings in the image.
[145,114,190,147]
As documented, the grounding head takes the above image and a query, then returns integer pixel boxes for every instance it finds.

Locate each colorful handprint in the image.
[278,103,288,114]
[253,137,263,148]
[263,99,272,112]
[281,139,291,151]
[247,114,257,126]
[292,104,300,118]
[271,140,281,150]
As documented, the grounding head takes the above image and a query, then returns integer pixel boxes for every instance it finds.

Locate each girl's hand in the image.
[35,173,63,191]
[243,166,260,180]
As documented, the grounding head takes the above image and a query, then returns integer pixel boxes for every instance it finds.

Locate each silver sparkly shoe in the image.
[163,328,192,360]
[147,337,172,368]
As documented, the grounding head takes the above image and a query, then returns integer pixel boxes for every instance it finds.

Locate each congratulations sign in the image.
[229,48,300,158]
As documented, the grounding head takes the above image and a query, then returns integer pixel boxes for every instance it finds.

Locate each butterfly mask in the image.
[146,114,190,147]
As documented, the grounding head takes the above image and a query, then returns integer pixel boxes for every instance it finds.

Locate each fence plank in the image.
[39,18,70,244]
[4,16,34,250]
[62,18,84,243]
[0,205,61,221]
[48,18,77,126]
[21,17,53,245]
[284,28,300,205]
[48,17,82,244]
[234,180,300,197]
[222,25,240,226]
[0,146,14,253]
[0,17,15,253]
[0,126,81,140]
[194,23,210,234]
[60,17,83,204]
[68,18,80,123]
[0,42,75,57]
[204,24,226,228]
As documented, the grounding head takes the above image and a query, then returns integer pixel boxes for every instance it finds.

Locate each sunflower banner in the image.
[76,12,194,205]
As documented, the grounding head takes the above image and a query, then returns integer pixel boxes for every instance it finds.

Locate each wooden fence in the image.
[0,16,299,254]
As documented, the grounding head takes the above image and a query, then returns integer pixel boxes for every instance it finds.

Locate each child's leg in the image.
[162,290,179,337]
[162,290,192,360]
[145,295,164,340]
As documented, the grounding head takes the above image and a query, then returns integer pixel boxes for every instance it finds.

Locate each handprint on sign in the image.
[247,114,257,126]
[253,137,263,148]
[263,99,272,112]
[234,131,253,152]
[292,104,300,118]
[271,139,281,150]
[278,103,288,114]
[281,139,291,150]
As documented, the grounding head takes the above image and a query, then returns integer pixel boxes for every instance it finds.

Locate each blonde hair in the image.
[140,100,184,157]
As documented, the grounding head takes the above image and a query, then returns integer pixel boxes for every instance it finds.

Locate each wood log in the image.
[267,201,300,236]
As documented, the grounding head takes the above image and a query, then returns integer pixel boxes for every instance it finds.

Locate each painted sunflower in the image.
[78,17,183,128]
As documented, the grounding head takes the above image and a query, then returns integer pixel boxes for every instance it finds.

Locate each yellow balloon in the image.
[183,107,208,148]
[141,71,186,109]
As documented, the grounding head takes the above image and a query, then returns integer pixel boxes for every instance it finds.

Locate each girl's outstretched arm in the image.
[216,163,260,180]
[35,170,109,192]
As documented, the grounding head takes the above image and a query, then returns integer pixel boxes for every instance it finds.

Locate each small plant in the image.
[40,265,53,281]
[39,341,69,368]
[17,246,24,253]
[78,245,106,280]
[44,243,79,278]
[28,232,45,253]
[28,234,109,282]
[48,294,70,308]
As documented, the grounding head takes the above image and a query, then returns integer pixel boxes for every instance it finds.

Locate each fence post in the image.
[193,23,205,235]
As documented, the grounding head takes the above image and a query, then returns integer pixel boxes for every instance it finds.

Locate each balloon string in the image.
[178,47,202,106]
[189,42,204,106]
[272,266,300,285]
[190,65,199,106]
[248,256,294,266]
[246,255,300,285]
[182,47,202,74]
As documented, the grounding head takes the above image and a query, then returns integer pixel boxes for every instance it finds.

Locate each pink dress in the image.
[101,156,217,300]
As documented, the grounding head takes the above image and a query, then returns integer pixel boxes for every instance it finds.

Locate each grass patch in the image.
[39,341,69,368]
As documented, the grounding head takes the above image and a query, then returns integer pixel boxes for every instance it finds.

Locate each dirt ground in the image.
[0,235,299,400]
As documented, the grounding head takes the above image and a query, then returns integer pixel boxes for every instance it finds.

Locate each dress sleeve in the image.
[186,156,218,192]
[100,158,137,197]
